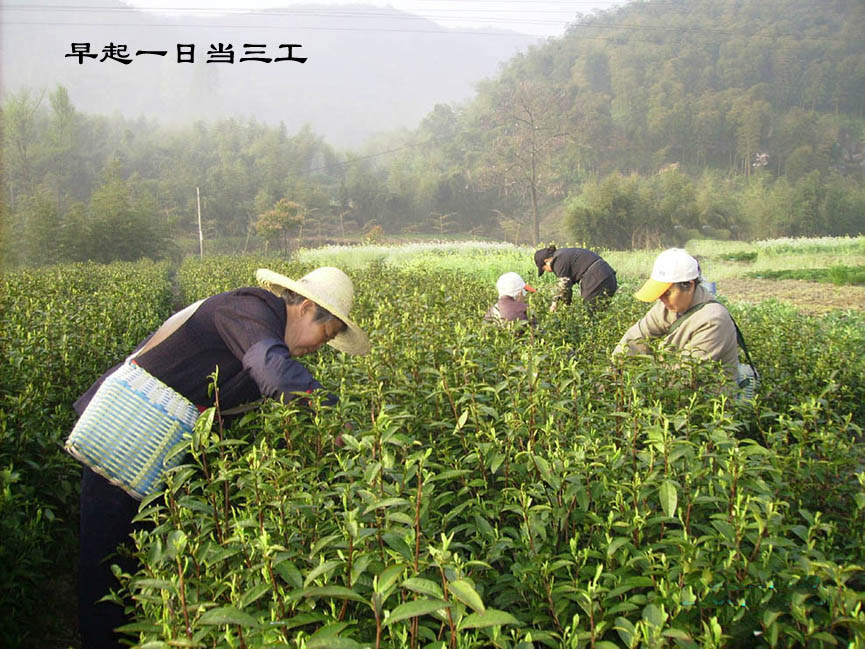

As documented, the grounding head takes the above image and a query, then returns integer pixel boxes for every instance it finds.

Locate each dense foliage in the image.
[117,258,865,649]
[0,261,174,646]
[3,0,864,264]
[2,251,863,647]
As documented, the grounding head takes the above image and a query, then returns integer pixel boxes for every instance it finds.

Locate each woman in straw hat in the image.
[613,248,738,380]
[73,266,368,649]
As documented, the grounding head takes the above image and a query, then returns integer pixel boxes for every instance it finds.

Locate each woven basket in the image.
[737,362,760,402]
[65,362,199,500]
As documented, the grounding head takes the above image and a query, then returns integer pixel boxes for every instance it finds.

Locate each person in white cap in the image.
[613,248,738,379]
[72,266,369,649]
[484,271,537,326]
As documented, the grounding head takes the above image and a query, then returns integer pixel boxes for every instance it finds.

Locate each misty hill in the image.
[0,0,540,148]
[3,0,864,269]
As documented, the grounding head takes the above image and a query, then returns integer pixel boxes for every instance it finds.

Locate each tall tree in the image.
[475,76,568,245]
[2,90,44,207]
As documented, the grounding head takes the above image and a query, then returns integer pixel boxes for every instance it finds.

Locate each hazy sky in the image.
[0,0,627,145]
[123,0,626,38]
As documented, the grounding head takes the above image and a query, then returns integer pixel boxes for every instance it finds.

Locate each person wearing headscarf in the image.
[72,267,369,649]
[534,245,617,313]
[484,271,537,326]
[613,248,738,380]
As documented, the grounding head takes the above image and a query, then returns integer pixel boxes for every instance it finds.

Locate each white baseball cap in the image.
[495,272,537,298]
[634,248,700,302]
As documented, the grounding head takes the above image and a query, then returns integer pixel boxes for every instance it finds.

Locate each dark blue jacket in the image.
[74,287,324,415]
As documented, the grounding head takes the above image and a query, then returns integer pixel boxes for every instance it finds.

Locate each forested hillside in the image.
[2,0,864,266]
[408,0,865,245]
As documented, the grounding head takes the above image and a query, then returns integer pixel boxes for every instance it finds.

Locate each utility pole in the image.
[196,187,204,258]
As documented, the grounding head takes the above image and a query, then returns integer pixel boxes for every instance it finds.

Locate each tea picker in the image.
[534,244,618,313]
[66,267,369,649]
[484,271,537,326]
[613,248,758,395]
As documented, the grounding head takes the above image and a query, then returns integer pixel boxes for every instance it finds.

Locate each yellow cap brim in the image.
[634,278,671,302]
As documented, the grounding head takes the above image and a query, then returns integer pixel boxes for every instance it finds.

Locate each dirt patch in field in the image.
[717,278,865,315]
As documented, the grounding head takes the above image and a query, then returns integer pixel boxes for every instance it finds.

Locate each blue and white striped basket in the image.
[65,362,199,500]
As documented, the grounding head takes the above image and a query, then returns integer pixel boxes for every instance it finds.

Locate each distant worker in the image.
[534,245,617,313]
[484,271,536,326]
[613,248,738,381]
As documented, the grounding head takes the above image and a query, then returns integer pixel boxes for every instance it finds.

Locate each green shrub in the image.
[4,254,864,648]
[113,264,865,648]
[0,261,174,647]
[745,265,865,285]
[720,251,758,262]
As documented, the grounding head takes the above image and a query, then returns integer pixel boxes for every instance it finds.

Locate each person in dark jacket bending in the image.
[534,245,617,313]
[73,267,369,649]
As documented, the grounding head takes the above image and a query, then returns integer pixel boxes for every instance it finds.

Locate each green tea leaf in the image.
[662,628,693,640]
[303,585,368,604]
[615,616,636,646]
[199,606,260,627]
[605,576,654,601]
[383,598,450,627]
[606,536,630,558]
[659,480,678,518]
[275,560,303,588]
[239,582,272,609]
[642,603,667,628]
[459,608,519,629]
[306,635,364,649]
[281,612,328,630]
[164,530,187,561]
[448,579,485,613]
[376,564,405,593]
[402,577,444,599]
[362,497,410,515]
[304,560,342,587]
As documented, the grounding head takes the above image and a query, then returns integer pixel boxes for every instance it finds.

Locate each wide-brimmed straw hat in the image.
[634,248,700,302]
[256,267,370,355]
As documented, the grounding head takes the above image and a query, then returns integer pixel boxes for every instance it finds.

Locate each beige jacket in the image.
[613,284,739,380]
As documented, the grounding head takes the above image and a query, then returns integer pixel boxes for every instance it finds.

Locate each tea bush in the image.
[115,259,865,649]
[2,254,863,648]
[0,261,173,647]
[746,266,865,286]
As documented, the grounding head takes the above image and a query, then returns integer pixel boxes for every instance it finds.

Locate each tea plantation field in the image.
[1,248,863,649]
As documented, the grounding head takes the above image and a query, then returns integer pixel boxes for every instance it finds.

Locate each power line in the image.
[5,3,593,14]
[2,20,554,36]
[308,140,431,174]
[3,3,852,41]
